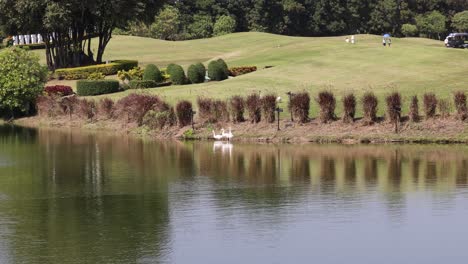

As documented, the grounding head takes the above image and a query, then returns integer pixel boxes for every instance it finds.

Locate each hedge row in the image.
[128,80,157,89]
[44,85,74,96]
[55,60,138,80]
[76,80,120,96]
[17,43,46,50]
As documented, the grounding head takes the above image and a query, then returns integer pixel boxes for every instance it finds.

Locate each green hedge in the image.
[208,60,228,81]
[76,80,120,96]
[129,80,158,89]
[143,64,163,83]
[168,64,187,85]
[188,64,205,84]
[17,43,46,50]
[55,60,138,80]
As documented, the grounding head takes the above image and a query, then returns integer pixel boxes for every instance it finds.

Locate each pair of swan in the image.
[212,128,233,141]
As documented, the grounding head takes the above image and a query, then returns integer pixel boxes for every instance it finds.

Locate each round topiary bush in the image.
[168,64,187,85]
[208,61,228,81]
[217,58,229,76]
[166,63,177,75]
[195,62,206,80]
[143,64,163,83]
[187,64,205,84]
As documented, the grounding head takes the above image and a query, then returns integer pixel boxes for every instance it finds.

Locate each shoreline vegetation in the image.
[10,90,468,145]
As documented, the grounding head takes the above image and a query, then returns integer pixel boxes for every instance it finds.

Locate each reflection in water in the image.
[1,125,468,263]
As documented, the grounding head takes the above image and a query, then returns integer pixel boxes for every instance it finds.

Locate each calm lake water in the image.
[1,125,468,263]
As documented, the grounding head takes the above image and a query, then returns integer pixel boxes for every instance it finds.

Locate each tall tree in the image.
[0,0,165,69]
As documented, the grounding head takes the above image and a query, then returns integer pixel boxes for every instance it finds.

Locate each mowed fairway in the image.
[40,32,468,116]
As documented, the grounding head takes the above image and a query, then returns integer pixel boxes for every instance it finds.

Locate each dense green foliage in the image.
[452,11,468,32]
[167,64,186,85]
[195,63,206,79]
[114,0,468,40]
[216,59,229,77]
[213,15,236,36]
[55,60,138,80]
[76,80,120,96]
[415,11,446,39]
[401,24,419,37]
[208,60,228,81]
[188,64,205,84]
[143,64,163,83]
[0,0,164,69]
[129,80,158,89]
[0,48,47,115]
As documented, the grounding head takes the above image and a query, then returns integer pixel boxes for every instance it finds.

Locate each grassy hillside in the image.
[41,32,468,116]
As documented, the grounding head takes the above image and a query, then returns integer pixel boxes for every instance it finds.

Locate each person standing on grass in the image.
[388,38,392,47]
[383,38,386,47]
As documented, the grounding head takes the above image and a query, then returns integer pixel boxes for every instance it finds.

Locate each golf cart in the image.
[444,33,468,48]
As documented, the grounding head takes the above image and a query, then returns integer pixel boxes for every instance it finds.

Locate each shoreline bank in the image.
[9,115,468,145]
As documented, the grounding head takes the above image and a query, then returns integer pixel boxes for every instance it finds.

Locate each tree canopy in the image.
[0,0,166,69]
[117,0,467,40]
[452,11,468,32]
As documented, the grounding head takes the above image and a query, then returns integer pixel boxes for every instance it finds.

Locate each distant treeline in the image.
[116,0,468,40]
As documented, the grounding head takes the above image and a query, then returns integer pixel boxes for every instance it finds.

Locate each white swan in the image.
[222,127,234,141]
[213,129,224,140]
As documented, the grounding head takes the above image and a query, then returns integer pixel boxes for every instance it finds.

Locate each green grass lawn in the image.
[37,32,468,116]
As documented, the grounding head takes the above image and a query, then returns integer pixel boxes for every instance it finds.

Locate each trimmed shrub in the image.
[113,94,162,125]
[229,66,257,77]
[290,92,310,123]
[217,59,230,77]
[55,60,138,80]
[142,110,173,130]
[0,47,48,115]
[76,80,120,96]
[128,80,157,89]
[342,93,356,123]
[195,63,206,79]
[77,99,96,120]
[117,67,144,81]
[176,100,193,127]
[317,91,336,123]
[261,94,277,123]
[166,63,177,74]
[454,91,467,120]
[386,92,402,123]
[362,92,378,125]
[16,43,46,50]
[97,98,114,119]
[87,72,105,80]
[188,64,205,84]
[229,95,245,123]
[196,97,228,123]
[36,95,62,117]
[168,64,186,85]
[60,95,79,118]
[409,96,420,122]
[143,64,163,82]
[208,60,228,81]
[213,100,229,123]
[438,99,451,118]
[246,93,262,123]
[197,97,213,122]
[44,85,74,96]
[423,93,438,119]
